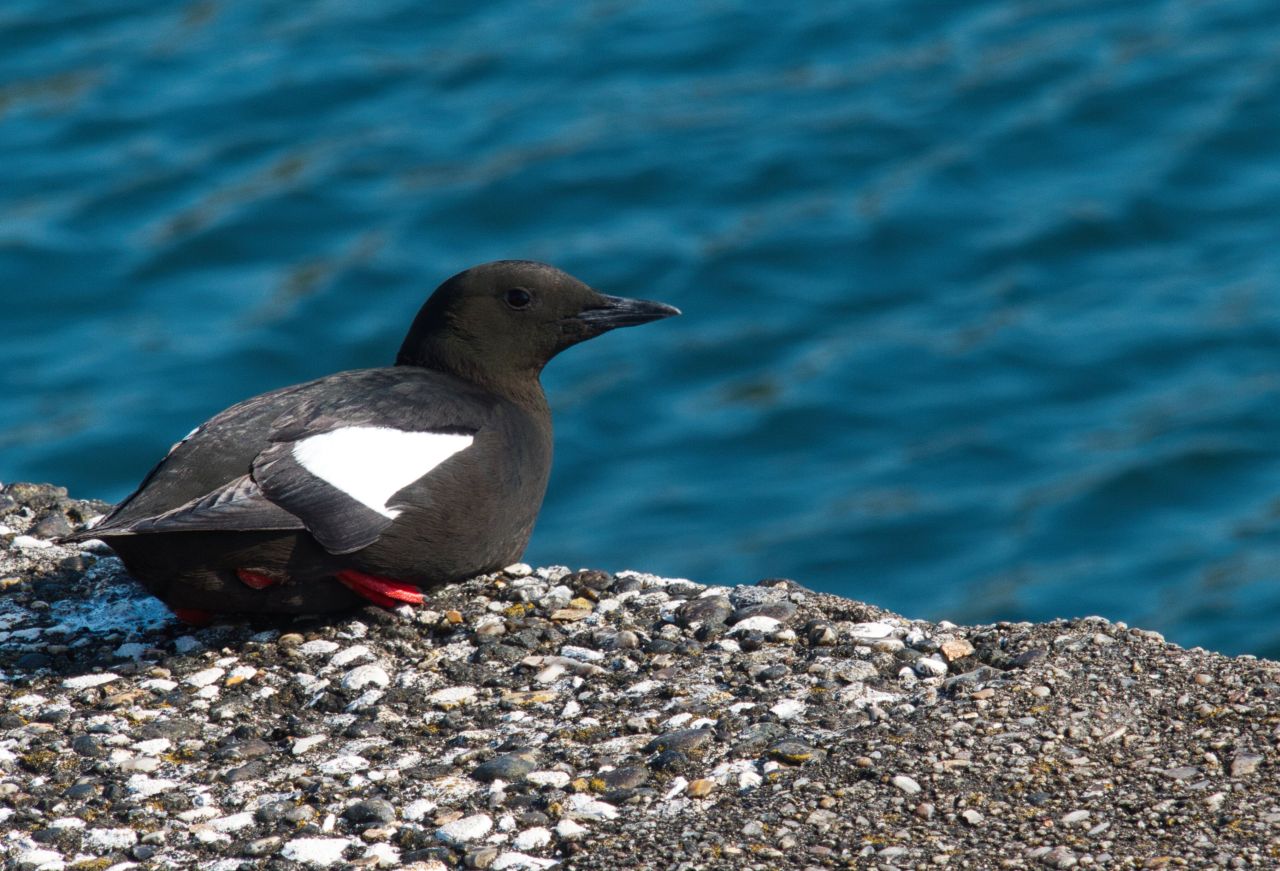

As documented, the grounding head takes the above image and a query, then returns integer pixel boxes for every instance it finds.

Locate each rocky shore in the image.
[2,482,1279,870]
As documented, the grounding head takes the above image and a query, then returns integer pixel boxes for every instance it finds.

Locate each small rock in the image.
[686,778,716,798]
[511,827,552,851]
[1231,754,1263,777]
[436,813,493,845]
[1055,809,1095,829]
[341,664,390,691]
[555,818,588,841]
[345,799,396,826]
[281,837,352,866]
[940,638,975,662]
[890,775,922,795]
[473,752,538,783]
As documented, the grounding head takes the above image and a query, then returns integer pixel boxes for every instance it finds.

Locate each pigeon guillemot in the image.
[64,261,679,621]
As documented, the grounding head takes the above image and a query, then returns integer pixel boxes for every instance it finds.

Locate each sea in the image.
[3,0,1280,655]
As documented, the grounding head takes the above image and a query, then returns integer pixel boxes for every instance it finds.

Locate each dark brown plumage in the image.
[65,261,679,618]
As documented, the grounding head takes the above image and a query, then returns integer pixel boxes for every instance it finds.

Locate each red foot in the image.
[336,570,424,608]
[236,568,280,590]
[171,607,215,626]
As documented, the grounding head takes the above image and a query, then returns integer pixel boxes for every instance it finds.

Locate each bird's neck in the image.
[397,348,549,414]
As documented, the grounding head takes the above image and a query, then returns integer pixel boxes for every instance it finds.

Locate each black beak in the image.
[575,294,682,331]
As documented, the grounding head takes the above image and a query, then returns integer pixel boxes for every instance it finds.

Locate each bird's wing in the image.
[83,368,493,555]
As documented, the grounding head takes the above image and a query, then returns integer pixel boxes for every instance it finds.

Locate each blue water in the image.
[4,1,1280,656]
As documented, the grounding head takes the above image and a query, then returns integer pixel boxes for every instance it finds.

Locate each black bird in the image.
[65,261,679,621]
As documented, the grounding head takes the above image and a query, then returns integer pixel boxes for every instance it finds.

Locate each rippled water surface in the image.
[4,1,1280,655]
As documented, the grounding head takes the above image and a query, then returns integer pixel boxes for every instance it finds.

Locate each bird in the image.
[63,260,679,622]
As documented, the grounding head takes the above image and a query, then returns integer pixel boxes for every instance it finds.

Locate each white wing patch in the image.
[291,426,474,519]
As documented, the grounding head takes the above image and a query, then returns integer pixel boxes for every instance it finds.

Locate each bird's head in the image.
[397,260,680,391]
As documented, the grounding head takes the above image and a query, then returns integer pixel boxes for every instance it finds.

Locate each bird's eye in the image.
[504,287,533,310]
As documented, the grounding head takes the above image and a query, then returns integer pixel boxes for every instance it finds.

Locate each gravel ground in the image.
[2,481,1279,870]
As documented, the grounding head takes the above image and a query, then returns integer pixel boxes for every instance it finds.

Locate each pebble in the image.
[436,813,493,845]
[473,751,538,783]
[729,615,782,635]
[940,638,975,661]
[492,853,558,871]
[848,622,895,640]
[527,770,571,789]
[61,673,120,690]
[512,827,552,850]
[331,644,373,667]
[1061,809,1090,826]
[429,686,477,708]
[1230,754,1263,777]
[564,794,619,821]
[185,667,225,688]
[293,734,327,755]
[913,656,948,677]
[298,639,340,655]
[890,775,922,795]
[341,664,390,690]
[345,799,396,826]
[555,818,588,841]
[84,828,138,850]
[281,837,352,866]
[687,778,716,798]
[770,698,806,720]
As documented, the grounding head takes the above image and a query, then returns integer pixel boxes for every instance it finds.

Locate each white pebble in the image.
[436,813,493,845]
[49,818,85,829]
[555,818,588,840]
[729,615,782,634]
[913,657,948,677]
[403,799,436,821]
[185,667,225,688]
[341,665,389,690]
[1062,809,1090,826]
[770,698,806,720]
[210,812,256,832]
[527,770,571,789]
[564,794,618,821]
[84,828,138,850]
[428,686,477,708]
[18,847,62,867]
[848,622,895,640]
[292,735,327,755]
[512,826,552,851]
[281,837,352,866]
[558,645,604,662]
[132,738,171,755]
[492,853,559,870]
[363,842,401,867]
[330,644,372,667]
[62,673,120,690]
[298,639,340,655]
[140,678,177,692]
[891,775,922,795]
[12,534,52,549]
[127,775,178,797]
[318,755,368,774]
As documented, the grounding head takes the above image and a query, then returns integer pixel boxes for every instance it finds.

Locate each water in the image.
[3,0,1280,656]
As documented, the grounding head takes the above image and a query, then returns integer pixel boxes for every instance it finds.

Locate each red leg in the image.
[171,607,215,626]
[236,568,280,590]
[336,570,424,608]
